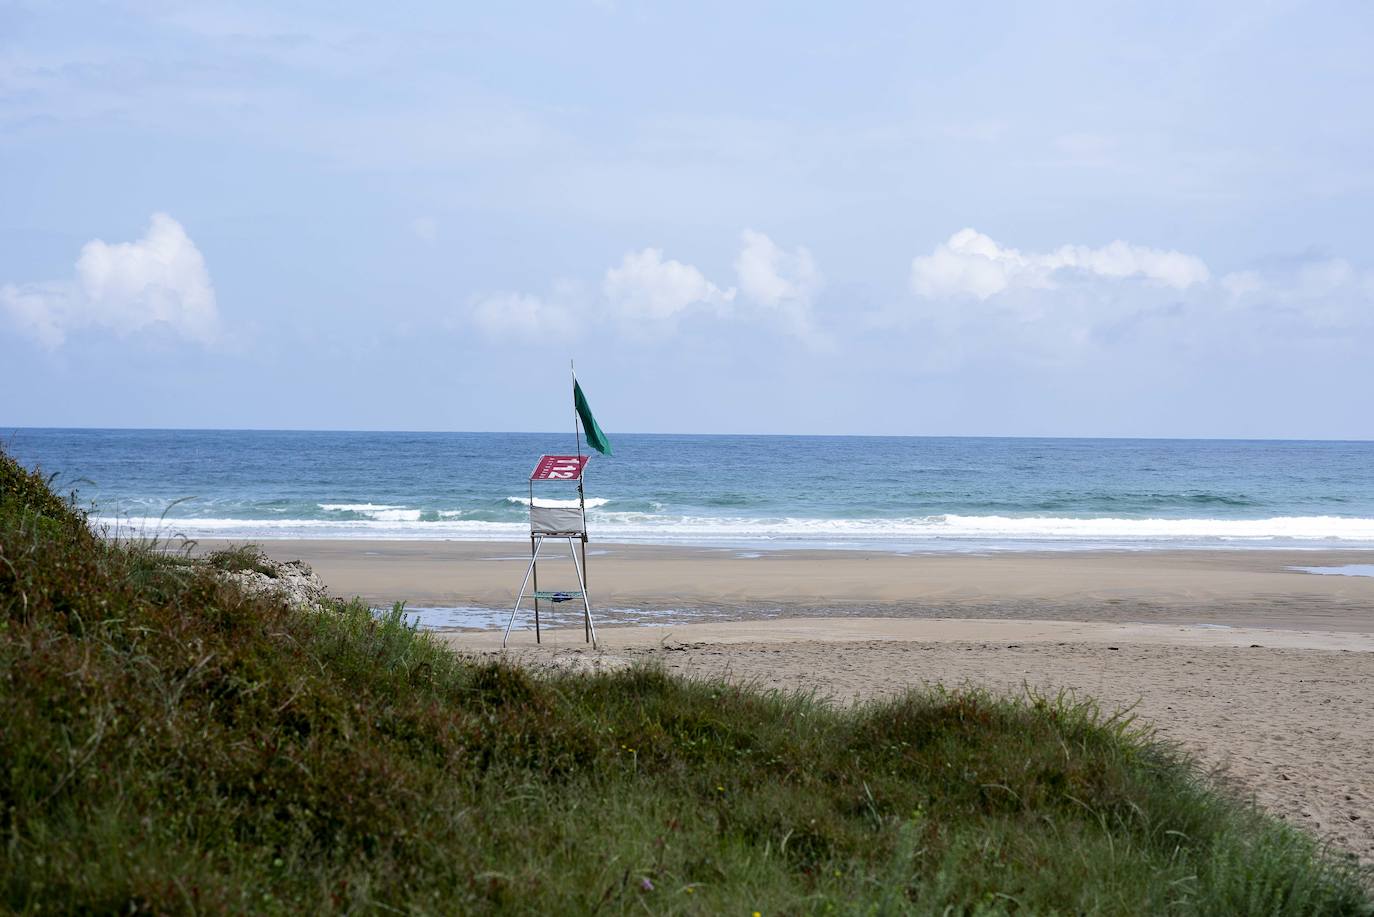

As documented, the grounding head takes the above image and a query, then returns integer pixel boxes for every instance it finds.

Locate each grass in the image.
[201,544,281,579]
[200,544,283,580]
[1,446,1370,914]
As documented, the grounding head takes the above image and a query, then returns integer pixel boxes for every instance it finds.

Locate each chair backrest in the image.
[530,504,584,535]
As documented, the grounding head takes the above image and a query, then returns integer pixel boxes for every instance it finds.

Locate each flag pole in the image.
[571,359,590,643]
[572,359,583,459]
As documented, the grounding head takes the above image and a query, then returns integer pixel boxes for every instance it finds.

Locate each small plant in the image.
[0,449,88,533]
[203,543,280,578]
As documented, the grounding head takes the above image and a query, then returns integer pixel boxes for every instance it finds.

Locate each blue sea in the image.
[6,429,1374,552]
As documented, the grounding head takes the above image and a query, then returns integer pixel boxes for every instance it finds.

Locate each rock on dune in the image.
[219,557,329,611]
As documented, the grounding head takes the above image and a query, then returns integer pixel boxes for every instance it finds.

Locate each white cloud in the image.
[77,214,219,339]
[469,291,574,338]
[910,228,1210,300]
[481,236,825,343]
[0,283,68,349]
[0,213,220,348]
[894,230,1374,370]
[1220,270,1264,299]
[1219,257,1374,330]
[734,229,823,340]
[1296,257,1358,294]
[895,228,1213,366]
[411,216,439,243]
[602,248,734,323]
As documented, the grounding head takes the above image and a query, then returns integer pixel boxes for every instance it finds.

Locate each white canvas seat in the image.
[529,504,584,534]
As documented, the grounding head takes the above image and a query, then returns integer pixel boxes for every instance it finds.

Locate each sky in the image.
[2,1,1373,438]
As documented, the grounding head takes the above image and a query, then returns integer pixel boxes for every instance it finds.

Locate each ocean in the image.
[6,428,1374,552]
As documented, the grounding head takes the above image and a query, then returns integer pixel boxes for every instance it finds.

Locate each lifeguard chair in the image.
[502,453,598,647]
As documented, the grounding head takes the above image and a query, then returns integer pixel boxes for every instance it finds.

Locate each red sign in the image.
[530,454,589,481]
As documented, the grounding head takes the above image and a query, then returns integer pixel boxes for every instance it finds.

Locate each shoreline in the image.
[118,523,1374,553]
[440,615,1374,652]
[206,539,1374,632]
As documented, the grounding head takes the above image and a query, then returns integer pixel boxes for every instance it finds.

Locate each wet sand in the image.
[222,539,1374,630]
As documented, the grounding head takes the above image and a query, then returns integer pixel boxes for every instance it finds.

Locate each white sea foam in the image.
[505,496,611,509]
[319,503,422,522]
[367,509,423,521]
[92,512,1374,549]
[320,503,404,512]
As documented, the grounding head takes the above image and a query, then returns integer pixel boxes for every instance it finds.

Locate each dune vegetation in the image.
[1,447,1369,914]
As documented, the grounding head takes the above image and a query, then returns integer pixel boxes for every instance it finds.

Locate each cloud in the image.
[0,283,68,349]
[734,229,823,340]
[894,227,1214,366]
[602,248,735,323]
[473,234,828,345]
[910,228,1210,300]
[411,216,438,243]
[894,230,1374,371]
[1,213,220,348]
[469,291,575,338]
[1220,270,1264,299]
[1219,256,1374,330]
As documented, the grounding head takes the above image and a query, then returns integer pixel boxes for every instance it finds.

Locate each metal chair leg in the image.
[503,536,545,647]
[567,535,597,648]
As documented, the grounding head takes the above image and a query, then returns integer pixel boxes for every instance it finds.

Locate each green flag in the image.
[574,380,612,456]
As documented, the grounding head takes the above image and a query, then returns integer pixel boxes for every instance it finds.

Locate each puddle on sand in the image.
[396,606,513,630]
[1288,564,1374,578]
[389,604,745,632]
[486,549,612,562]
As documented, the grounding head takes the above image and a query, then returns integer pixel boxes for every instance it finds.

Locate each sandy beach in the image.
[214,539,1374,864]
[230,539,1374,630]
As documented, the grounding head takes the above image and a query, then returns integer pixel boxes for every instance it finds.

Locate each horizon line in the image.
[4,425,1374,444]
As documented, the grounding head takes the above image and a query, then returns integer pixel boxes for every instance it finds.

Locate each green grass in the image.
[1,447,1370,914]
[201,543,281,578]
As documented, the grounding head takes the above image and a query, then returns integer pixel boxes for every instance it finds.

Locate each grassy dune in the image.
[1,448,1370,914]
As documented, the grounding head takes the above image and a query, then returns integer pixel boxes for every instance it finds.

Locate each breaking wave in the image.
[93,512,1374,550]
[504,496,611,509]
[319,503,422,522]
